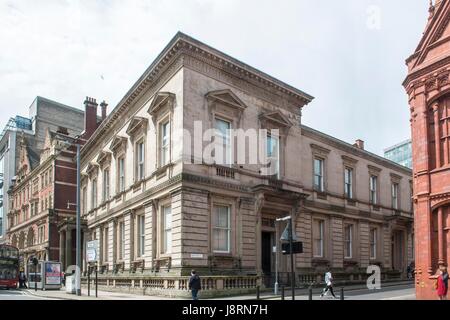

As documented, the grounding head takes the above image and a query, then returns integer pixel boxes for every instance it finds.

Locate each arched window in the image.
[429,96,450,169]
[27,228,35,247]
[18,232,25,250]
[11,234,18,248]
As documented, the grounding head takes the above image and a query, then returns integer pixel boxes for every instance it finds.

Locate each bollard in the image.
[256,286,260,300]
[340,287,344,300]
[281,286,285,300]
[308,286,313,300]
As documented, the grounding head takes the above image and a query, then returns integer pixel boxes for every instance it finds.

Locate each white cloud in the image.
[0,0,428,155]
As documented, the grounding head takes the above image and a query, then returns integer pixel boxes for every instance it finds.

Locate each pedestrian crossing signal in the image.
[282,242,303,255]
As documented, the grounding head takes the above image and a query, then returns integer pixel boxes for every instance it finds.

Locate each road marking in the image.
[381,294,416,300]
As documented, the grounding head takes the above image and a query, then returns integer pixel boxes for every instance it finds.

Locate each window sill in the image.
[315,191,327,200]
[371,205,380,211]
[153,163,174,180]
[131,180,143,192]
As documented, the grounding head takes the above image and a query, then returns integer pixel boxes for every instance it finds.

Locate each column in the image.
[59,230,65,270]
[65,228,72,270]
[438,207,445,265]
[124,211,133,270]
[433,103,441,168]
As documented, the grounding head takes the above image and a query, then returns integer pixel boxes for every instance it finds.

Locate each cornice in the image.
[81,32,314,160]
[301,125,412,176]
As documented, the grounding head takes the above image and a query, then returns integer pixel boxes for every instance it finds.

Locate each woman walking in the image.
[436,268,448,300]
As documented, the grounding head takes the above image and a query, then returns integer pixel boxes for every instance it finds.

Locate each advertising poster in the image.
[45,262,61,285]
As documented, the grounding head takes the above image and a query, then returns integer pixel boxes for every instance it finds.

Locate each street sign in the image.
[280,220,299,242]
[86,240,99,263]
[282,242,303,255]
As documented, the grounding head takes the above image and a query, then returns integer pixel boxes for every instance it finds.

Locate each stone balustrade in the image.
[81,275,260,298]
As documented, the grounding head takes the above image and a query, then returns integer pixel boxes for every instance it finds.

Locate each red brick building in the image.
[7,98,106,271]
[404,0,450,300]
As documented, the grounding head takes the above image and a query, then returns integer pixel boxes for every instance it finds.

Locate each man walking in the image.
[320,268,337,299]
[189,270,202,300]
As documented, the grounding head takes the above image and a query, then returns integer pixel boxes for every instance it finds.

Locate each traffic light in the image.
[282,242,303,255]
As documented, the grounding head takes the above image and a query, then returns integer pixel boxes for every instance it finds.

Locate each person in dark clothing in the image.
[188,270,202,300]
[19,271,27,289]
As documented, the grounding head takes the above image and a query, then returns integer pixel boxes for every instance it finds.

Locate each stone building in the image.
[6,98,106,271]
[79,32,413,296]
[0,97,85,244]
[404,0,450,300]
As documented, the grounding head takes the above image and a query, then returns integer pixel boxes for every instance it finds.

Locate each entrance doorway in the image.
[391,231,405,273]
[262,232,272,276]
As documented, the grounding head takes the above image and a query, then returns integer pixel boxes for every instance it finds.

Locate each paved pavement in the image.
[1,281,415,301]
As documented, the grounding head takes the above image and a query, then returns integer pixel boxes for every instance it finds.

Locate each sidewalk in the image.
[24,280,414,301]
[210,280,415,300]
[24,288,184,300]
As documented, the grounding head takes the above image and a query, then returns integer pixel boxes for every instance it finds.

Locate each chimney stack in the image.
[100,101,108,122]
[84,97,98,138]
[354,139,365,150]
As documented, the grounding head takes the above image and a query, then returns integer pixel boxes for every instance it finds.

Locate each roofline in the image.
[33,96,84,115]
[383,139,412,153]
[176,32,315,102]
[301,124,412,174]
[81,31,314,157]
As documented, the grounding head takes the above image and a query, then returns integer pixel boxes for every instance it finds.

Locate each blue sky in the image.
[0,0,429,155]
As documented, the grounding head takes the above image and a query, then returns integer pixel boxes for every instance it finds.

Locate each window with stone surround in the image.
[102,168,110,202]
[126,117,148,183]
[162,205,172,254]
[87,163,99,210]
[392,183,399,209]
[215,117,232,167]
[91,178,97,209]
[160,119,171,167]
[148,92,175,170]
[370,228,377,259]
[213,205,231,253]
[344,168,353,199]
[118,220,125,260]
[267,132,280,179]
[369,175,378,205]
[313,219,324,258]
[390,173,402,211]
[314,158,324,192]
[136,140,145,182]
[311,144,330,194]
[137,214,145,258]
[81,186,87,215]
[368,165,381,206]
[110,136,127,194]
[118,157,125,193]
[344,224,353,259]
[38,226,45,244]
[103,226,109,262]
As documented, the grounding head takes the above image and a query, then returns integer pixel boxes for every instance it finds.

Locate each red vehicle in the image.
[0,244,19,289]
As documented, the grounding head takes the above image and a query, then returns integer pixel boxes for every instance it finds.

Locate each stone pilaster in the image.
[330,217,343,268]
[144,201,154,268]
[359,221,370,268]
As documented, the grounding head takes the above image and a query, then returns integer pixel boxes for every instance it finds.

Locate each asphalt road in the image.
[0,288,57,300]
[292,283,416,300]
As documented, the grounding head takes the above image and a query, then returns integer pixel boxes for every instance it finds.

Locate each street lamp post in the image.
[274,221,279,295]
[75,144,81,296]
[288,217,295,301]
[276,215,295,300]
